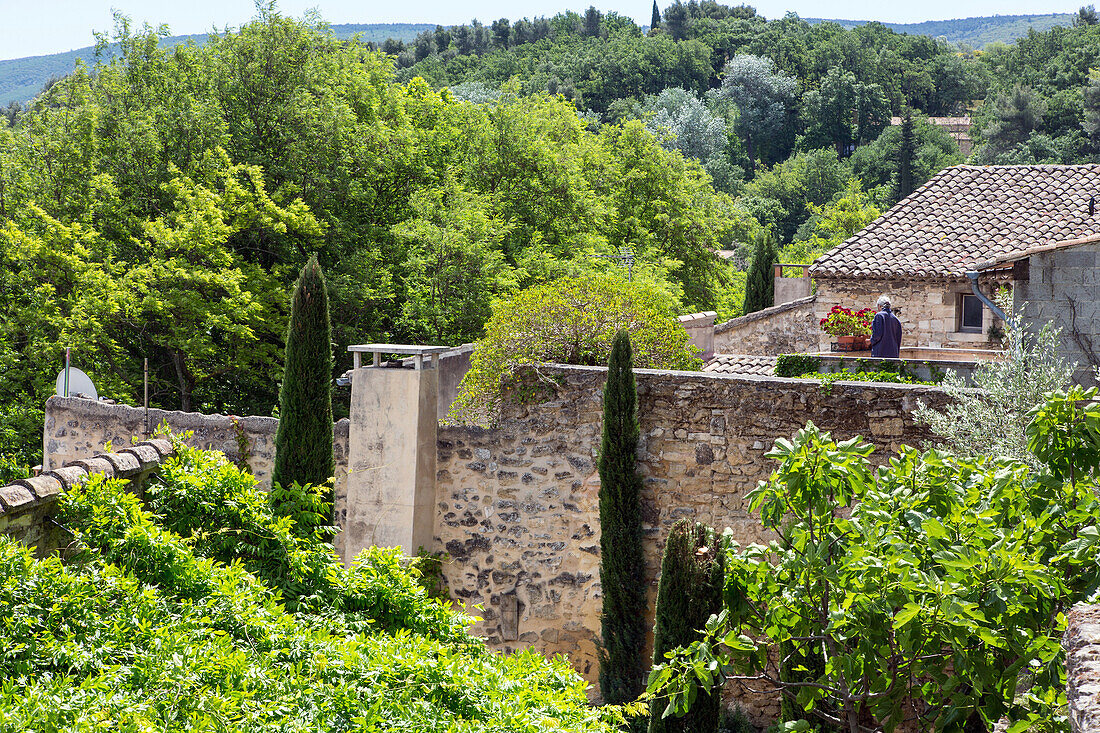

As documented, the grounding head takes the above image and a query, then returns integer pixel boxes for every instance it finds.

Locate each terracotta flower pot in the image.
[838,335,857,349]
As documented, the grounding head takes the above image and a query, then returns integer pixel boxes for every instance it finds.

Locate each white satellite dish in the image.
[55,367,98,400]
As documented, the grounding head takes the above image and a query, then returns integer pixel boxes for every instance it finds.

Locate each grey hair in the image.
[877,294,891,309]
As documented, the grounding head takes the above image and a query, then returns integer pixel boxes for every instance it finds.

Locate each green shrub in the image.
[774,354,820,378]
[650,397,1100,732]
[649,521,725,733]
[0,444,627,732]
[451,274,702,424]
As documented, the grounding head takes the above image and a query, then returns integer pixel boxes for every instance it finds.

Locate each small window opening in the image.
[958,293,983,333]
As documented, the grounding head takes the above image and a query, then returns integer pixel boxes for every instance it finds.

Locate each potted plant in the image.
[820,306,874,350]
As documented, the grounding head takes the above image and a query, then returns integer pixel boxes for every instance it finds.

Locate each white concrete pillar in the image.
[342,345,445,562]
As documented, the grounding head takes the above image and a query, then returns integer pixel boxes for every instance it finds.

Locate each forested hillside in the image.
[806,13,1074,47]
[3,2,1100,473]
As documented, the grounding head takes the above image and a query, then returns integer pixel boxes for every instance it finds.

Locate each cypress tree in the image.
[651,0,662,32]
[742,229,776,315]
[894,106,916,204]
[598,330,647,710]
[273,254,335,509]
[649,521,725,733]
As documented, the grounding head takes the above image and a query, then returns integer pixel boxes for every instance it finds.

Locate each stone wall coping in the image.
[0,435,176,538]
[715,295,817,334]
[525,362,948,394]
[677,311,717,325]
[44,395,280,432]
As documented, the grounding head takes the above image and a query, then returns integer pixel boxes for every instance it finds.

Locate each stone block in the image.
[0,484,36,511]
[102,452,142,477]
[135,438,174,459]
[16,474,64,500]
[68,456,116,479]
[121,444,161,471]
[43,466,88,491]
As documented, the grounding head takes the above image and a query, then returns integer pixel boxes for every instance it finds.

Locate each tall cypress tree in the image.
[894,106,916,204]
[650,0,661,32]
[598,330,647,710]
[273,254,335,506]
[649,521,725,733]
[742,229,776,315]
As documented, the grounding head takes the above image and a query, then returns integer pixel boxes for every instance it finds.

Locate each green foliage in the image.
[774,354,821,377]
[650,407,1100,732]
[795,368,936,390]
[742,229,776,314]
[915,312,1075,468]
[272,255,335,499]
[649,521,725,733]
[0,444,622,732]
[451,274,702,424]
[598,331,648,708]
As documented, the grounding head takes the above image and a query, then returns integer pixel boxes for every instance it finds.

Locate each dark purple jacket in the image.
[870,307,902,358]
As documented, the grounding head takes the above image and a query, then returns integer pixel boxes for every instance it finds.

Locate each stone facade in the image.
[814,278,1004,352]
[1065,604,1100,733]
[1013,241,1100,386]
[714,296,820,356]
[435,364,948,724]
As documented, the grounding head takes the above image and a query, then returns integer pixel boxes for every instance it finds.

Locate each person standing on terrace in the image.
[870,294,902,358]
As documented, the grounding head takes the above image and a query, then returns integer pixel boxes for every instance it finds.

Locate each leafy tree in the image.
[272,254,335,498]
[598,330,648,711]
[800,66,890,155]
[1075,4,1099,26]
[710,54,798,164]
[780,178,880,265]
[849,113,961,201]
[1083,74,1100,149]
[979,84,1047,155]
[0,442,631,732]
[741,148,850,242]
[894,107,915,202]
[648,521,725,733]
[451,274,701,424]
[650,404,1100,732]
[638,87,727,163]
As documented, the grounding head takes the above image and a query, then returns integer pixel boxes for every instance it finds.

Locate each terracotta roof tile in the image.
[810,164,1100,279]
[703,354,777,376]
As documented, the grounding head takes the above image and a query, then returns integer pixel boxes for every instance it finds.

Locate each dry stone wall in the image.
[435,364,949,724]
[714,296,820,356]
[1066,604,1100,733]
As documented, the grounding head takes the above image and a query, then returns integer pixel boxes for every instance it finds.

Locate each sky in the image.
[0,0,1081,61]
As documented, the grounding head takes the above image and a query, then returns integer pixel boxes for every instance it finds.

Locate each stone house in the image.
[810,164,1100,353]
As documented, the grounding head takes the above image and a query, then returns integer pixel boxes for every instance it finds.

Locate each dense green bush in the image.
[0,444,626,732]
[451,274,702,424]
[774,354,821,378]
[650,390,1100,732]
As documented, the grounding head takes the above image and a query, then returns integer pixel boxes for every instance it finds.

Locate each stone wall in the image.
[435,364,949,723]
[42,396,363,562]
[0,437,174,556]
[678,311,717,361]
[1014,242,1100,386]
[714,296,819,356]
[1066,604,1100,733]
[815,277,1003,352]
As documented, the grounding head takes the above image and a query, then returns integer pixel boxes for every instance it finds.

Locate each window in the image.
[958,293,983,333]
